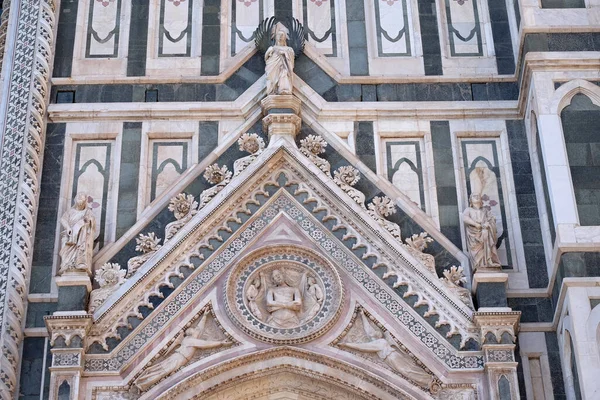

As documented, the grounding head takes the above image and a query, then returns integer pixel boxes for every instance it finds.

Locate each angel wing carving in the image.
[254,16,305,57]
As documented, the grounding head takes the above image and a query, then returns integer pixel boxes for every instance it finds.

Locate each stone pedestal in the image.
[45,313,93,400]
[473,272,508,308]
[474,311,521,400]
[56,272,92,311]
[261,95,302,141]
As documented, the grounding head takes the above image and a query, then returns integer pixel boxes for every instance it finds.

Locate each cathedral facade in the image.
[0,0,599,398]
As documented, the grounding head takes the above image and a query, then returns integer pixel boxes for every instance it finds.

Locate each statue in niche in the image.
[255,17,305,96]
[134,310,230,392]
[463,193,501,270]
[58,193,96,276]
[339,310,433,389]
[244,267,324,329]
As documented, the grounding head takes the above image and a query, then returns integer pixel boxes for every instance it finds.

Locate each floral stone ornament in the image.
[441,265,474,310]
[403,232,436,275]
[300,134,331,176]
[367,196,402,240]
[89,263,126,313]
[199,164,232,209]
[126,232,162,278]
[165,193,199,241]
[333,166,365,208]
[233,133,266,176]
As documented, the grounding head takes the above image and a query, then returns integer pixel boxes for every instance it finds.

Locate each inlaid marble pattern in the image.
[86,0,122,57]
[374,0,411,56]
[444,0,483,56]
[386,141,425,211]
[230,0,270,56]
[159,0,193,56]
[303,0,337,56]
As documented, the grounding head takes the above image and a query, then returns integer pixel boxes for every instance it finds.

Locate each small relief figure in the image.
[255,17,304,96]
[58,193,97,276]
[302,275,323,321]
[246,276,263,320]
[245,267,325,328]
[266,269,302,328]
[462,193,501,270]
[339,310,433,389]
[134,310,230,392]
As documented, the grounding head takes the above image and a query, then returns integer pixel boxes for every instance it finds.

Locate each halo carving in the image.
[225,246,343,344]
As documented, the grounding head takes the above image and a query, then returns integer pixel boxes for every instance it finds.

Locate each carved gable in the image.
[67,135,486,398]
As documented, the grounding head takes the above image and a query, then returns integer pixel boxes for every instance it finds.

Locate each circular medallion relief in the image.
[225,246,343,344]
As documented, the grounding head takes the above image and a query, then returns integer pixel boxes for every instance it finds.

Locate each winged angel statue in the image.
[255,17,305,95]
[246,268,323,329]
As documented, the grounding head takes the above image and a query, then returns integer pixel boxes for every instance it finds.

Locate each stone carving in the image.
[199,164,232,209]
[333,166,366,208]
[463,193,501,270]
[403,232,436,274]
[227,246,343,344]
[264,22,295,95]
[246,267,324,329]
[255,17,304,95]
[337,309,434,390]
[126,233,162,278]
[89,263,126,314]
[58,193,97,276]
[134,309,231,391]
[233,133,265,176]
[165,193,198,241]
[300,134,331,175]
[367,196,402,241]
[441,266,474,310]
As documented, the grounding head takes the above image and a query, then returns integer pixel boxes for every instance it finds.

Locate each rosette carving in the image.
[300,135,330,176]
[126,233,162,278]
[441,266,474,310]
[233,133,265,176]
[403,232,436,275]
[367,196,402,241]
[199,164,232,209]
[89,263,126,313]
[333,166,365,208]
[165,193,198,241]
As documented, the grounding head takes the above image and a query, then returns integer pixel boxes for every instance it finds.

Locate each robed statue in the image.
[58,193,96,275]
[463,193,502,270]
[255,17,305,95]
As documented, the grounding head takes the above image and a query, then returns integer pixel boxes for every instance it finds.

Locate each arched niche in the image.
[559,93,600,226]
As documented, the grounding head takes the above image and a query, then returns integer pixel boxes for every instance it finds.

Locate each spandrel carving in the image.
[134,309,231,392]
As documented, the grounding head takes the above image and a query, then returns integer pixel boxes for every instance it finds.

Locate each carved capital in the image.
[473,311,520,344]
[262,114,302,139]
[45,312,93,348]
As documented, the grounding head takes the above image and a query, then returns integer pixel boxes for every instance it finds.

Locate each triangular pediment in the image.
[83,138,482,390]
